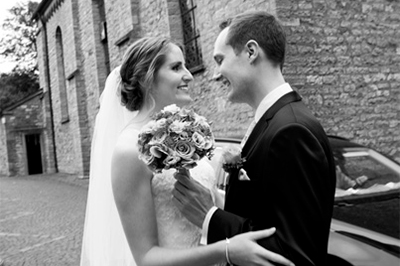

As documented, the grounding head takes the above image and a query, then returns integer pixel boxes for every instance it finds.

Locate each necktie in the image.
[240,120,257,148]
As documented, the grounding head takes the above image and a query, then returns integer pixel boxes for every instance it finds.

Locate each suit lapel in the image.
[242,91,302,158]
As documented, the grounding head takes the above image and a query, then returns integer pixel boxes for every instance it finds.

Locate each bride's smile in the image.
[152,43,193,110]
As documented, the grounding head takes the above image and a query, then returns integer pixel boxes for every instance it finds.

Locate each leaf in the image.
[0,1,39,72]
[0,70,39,113]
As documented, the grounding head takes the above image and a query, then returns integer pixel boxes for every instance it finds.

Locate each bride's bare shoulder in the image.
[112,128,142,166]
[115,128,140,150]
[112,128,151,181]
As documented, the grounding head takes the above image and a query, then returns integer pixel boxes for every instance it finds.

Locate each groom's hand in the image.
[172,171,214,228]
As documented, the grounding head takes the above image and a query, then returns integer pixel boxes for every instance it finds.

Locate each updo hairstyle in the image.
[119,36,171,111]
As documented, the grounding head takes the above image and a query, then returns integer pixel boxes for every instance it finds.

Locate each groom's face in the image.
[213,27,251,104]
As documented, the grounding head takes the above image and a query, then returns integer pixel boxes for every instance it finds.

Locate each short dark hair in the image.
[220,11,286,70]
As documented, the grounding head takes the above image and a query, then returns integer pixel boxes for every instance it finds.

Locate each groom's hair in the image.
[220,11,286,70]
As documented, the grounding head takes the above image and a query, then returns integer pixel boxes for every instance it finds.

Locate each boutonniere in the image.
[221,145,246,173]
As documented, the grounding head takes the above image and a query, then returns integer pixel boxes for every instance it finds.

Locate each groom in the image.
[173,11,336,266]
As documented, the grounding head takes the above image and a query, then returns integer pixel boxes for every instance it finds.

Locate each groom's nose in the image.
[212,70,223,82]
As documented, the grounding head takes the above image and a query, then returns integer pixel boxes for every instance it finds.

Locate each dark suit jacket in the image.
[208,91,336,266]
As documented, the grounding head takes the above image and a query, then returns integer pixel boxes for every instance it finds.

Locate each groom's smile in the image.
[177,85,189,91]
[213,27,251,103]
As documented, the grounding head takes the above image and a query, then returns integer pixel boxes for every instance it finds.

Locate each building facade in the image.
[0,90,56,176]
[29,0,399,177]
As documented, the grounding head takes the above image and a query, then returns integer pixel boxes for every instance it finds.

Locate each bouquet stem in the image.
[176,167,190,178]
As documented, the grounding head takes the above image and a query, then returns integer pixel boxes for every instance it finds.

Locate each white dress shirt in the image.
[200,83,293,245]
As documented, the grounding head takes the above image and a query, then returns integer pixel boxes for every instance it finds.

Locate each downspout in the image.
[39,15,58,172]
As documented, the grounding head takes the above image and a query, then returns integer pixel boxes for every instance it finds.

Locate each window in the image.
[179,0,204,73]
[55,27,69,123]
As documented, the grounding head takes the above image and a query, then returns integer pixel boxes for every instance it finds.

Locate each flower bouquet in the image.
[137,104,215,173]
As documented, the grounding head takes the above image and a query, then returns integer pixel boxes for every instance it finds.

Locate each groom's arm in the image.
[208,209,292,266]
[208,125,335,266]
[199,206,218,245]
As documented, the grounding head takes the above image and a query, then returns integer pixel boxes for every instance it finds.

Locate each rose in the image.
[222,145,246,172]
[149,131,168,145]
[203,137,214,150]
[178,108,193,118]
[180,153,200,169]
[178,131,191,141]
[138,144,155,165]
[174,141,196,160]
[163,104,180,114]
[141,120,157,134]
[169,120,189,134]
[222,145,242,164]
[149,145,169,159]
[155,118,168,128]
[194,115,209,127]
[163,154,181,167]
[192,132,206,148]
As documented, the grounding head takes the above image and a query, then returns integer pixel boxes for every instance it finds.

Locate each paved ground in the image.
[0,174,89,266]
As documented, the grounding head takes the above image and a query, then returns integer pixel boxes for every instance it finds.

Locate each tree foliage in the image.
[0,70,40,113]
[0,1,40,114]
[0,1,39,72]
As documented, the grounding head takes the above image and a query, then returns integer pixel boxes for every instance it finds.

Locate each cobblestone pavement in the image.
[0,174,89,266]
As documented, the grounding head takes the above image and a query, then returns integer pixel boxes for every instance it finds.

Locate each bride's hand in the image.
[228,228,295,266]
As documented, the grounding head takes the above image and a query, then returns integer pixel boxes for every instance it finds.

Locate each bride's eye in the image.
[172,63,181,71]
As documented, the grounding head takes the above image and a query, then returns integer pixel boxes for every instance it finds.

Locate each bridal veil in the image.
[80,67,138,266]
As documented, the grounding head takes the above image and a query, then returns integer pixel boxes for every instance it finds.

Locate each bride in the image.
[80,36,292,266]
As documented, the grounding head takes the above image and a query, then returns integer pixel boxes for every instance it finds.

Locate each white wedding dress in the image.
[153,161,216,248]
[123,124,218,249]
[80,67,220,266]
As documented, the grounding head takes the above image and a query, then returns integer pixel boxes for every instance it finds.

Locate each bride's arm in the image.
[111,141,225,266]
[111,140,293,266]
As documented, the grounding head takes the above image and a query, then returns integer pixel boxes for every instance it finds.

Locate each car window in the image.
[334,147,400,200]
[210,141,232,190]
[212,139,400,201]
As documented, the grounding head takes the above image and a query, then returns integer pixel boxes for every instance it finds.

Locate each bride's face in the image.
[152,43,193,109]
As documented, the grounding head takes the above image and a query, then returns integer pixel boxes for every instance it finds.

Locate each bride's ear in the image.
[245,40,260,64]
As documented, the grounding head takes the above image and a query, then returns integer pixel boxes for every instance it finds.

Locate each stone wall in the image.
[0,93,46,176]
[184,0,400,161]
[277,0,400,161]
[0,120,9,176]
[34,0,399,177]
[37,0,92,176]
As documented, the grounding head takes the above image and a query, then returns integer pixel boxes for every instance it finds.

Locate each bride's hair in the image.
[119,36,172,111]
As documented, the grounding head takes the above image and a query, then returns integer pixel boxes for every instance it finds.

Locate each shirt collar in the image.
[254,83,293,122]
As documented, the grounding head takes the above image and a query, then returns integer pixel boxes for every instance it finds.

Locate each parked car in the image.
[209,136,400,266]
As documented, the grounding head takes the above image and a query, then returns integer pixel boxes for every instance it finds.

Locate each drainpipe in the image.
[39,15,58,173]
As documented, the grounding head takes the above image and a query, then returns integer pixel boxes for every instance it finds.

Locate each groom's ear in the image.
[245,40,259,64]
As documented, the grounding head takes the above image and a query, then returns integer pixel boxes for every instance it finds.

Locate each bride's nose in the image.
[182,69,193,83]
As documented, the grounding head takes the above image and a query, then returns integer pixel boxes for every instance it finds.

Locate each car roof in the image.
[215,135,365,150]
